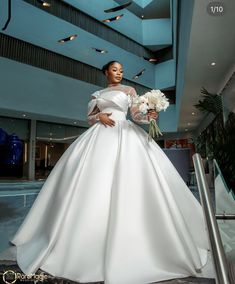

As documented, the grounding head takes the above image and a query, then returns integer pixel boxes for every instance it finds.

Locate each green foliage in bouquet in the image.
[148,119,163,141]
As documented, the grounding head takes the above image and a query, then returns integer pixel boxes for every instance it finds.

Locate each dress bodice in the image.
[96,90,132,121]
[87,85,150,125]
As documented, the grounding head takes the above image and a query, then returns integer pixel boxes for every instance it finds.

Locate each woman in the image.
[10,61,212,284]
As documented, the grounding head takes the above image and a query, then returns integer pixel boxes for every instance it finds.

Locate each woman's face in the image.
[105,62,123,84]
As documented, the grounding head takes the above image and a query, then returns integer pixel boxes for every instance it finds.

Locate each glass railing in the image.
[212,159,235,284]
[193,153,234,284]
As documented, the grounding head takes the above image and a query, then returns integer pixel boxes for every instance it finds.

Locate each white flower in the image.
[137,96,148,104]
[131,89,169,115]
[131,89,168,141]
[143,89,169,112]
[139,103,149,114]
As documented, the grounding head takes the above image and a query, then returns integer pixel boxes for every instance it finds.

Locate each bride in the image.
[10,61,212,284]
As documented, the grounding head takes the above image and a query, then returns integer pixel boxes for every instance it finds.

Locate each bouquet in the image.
[133,89,169,141]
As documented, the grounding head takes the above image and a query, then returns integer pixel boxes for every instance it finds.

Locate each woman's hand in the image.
[147,110,158,120]
[98,113,116,127]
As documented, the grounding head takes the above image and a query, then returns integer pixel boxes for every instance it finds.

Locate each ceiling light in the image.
[22,114,26,117]
[37,0,51,7]
[187,122,191,125]
[133,68,145,79]
[192,112,195,115]
[69,35,77,41]
[73,121,77,124]
[102,14,124,23]
[143,56,157,63]
[185,128,188,131]
[58,34,78,43]
[116,15,123,20]
[211,62,216,66]
[92,47,108,54]
[104,1,132,13]
[141,15,144,18]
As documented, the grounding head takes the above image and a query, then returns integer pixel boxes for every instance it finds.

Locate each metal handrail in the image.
[216,214,235,220]
[193,153,231,284]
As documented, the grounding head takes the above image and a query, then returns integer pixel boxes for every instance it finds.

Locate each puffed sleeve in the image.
[87,91,101,126]
[128,87,150,124]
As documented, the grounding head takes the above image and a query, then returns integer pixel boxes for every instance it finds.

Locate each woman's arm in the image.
[128,87,151,124]
[87,94,101,126]
[87,92,115,127]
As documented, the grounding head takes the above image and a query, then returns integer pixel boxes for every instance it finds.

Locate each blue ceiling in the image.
[0,0,195,132]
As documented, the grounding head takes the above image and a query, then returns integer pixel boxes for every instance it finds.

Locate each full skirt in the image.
[10,120,211,284]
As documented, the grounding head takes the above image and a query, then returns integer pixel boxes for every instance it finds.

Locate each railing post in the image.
[193,153,230,284]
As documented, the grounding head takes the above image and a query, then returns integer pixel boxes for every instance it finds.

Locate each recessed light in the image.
[133,68,145,79]
[73,121,77,124]
[22,114,26,117]
[211,62,216,66]
[58,34,78,43]
[37,0,51,7]
[141,15,144,18]
[192,112,195,115]
[116,15,123,20]
[69,35,77,41]
[104,1,132,13]
[102,14,124,23]
[143,56,157,63]
[92,47,108,54]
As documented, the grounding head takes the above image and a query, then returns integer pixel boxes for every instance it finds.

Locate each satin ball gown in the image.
[10,84,212,284]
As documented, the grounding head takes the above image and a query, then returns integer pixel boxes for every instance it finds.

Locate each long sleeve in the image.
[128,87,150,124]
[87,91,101,126]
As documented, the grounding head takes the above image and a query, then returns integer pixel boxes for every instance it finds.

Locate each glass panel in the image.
[213,159,235,254]
[35,121,86,179]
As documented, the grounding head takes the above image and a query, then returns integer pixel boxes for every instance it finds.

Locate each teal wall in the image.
[155,59,176,89]
[142,19,172,46]
[175,0,195,122]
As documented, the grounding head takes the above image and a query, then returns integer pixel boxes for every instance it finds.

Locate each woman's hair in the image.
[101,60,122,75]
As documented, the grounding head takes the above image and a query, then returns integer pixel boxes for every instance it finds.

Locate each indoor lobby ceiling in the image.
[0,0,234,134]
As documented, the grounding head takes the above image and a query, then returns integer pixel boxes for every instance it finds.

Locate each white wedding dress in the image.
[10,84,213,284]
